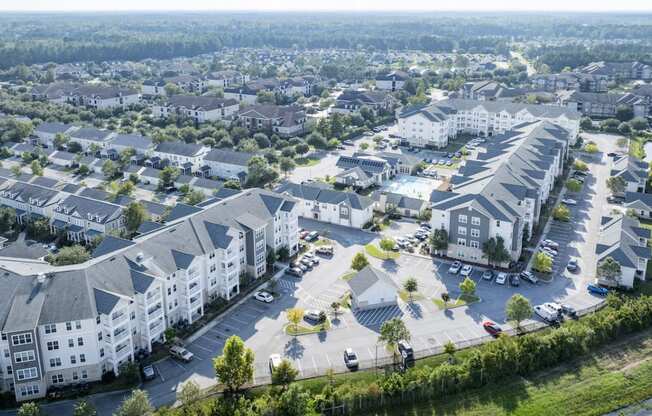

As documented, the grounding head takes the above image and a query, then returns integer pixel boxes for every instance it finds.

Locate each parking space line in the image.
[295,359,303,375]
[311,356,318,372]
[170,359,187,370]
[227,316,250,326]
[192,343,213,354]
[325,353,332,368]
[367,347,375,359]
[154,364,165,382]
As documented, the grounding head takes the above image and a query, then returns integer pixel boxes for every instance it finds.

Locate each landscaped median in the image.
[433,293,480,310]
[364,242,400,260]
[283,319,331,336]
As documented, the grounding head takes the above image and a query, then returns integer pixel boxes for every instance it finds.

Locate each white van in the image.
[534,304,560,323]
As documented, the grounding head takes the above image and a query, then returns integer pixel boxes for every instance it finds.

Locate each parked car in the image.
[316,245,334,255]
[509,273,520,287]
[303,253,320,265]
[561,304,577,318]
[287,267,304,277]
[397,340,414,362]
[561,198,577,206]
[587,284,609,296]
[573,170,588,177]
[460,265,473,277]
[541,239,559,249]
[170,346,194,363]
[520,271,538,284]
[483,321,502,336]
[534,304,560,323]
[254,291,274,303]
[482,270,494,281]
[541,246,558,256]
[299,230,310,240]
[448,261,462,274]
[305,231,319,242]
[304,309,323,322]
[300,258,314,268]
[544,302,563,318]
[607,196,625,205]
[566,259,579,272]
[343,348,359,369]
[292,261,308,272]
[269,353,283,373]
[495,272,507,285]
[142,365,156,381]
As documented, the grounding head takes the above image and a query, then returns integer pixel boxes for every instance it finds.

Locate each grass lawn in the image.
[379,328,652,416]
[284,319,331,336]
[630,135,649,160]
[295,157,320,167]
[341,271,356,281]
[433,294,480,310]
[314,238,332,247]
[399,290,425,302]
[365,243,400,260]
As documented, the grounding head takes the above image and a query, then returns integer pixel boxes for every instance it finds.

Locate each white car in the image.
[541,246,558,257]
[460,265,473,277]
[561,198,577,206]
[495,272,508,285]
[268,353,283,373]
[448,261,462,274]
[542,239,559,249]
[254,291,274,303]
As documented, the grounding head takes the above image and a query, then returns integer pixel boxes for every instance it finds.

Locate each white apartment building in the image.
[152,95,239,124]
[0,189,298,402]
[398,99,581,149]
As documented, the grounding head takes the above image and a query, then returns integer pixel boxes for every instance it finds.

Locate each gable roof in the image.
[347,266,397,297]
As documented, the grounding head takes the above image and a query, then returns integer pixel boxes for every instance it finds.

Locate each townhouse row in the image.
[0,188,299,402]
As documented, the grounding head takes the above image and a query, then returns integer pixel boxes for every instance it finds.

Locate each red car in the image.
[299,230,310,240]
[483,321,502,336]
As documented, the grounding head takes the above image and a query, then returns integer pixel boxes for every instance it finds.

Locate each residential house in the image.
[580,61,652,82]
[64,85,140,110]
[0,181,61,224]
[625,192,652,219]
[33,122,78,147]
[141,80,167,97]
[206,70,250,88]
[69,128,115,152]
[51,195,125,243]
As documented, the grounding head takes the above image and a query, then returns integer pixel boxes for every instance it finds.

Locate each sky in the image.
[1,0,651,12]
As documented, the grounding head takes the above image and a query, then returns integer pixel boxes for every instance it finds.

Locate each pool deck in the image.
[380,175,442,200]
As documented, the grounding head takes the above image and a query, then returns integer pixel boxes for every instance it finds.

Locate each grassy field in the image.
[376,327,652,416]
[365,243,400,260]
[295,157,320,167]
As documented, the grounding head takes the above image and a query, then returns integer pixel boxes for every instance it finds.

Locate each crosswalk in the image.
[353,305,403,327]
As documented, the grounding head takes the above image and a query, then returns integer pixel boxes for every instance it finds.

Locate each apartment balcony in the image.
[188,282,201,296]
[110,312,128,327]
[189,296,202,309]
[147,303,163,319]
[115,343,132,362]
[146,292,161,305]
[108,327,130,345]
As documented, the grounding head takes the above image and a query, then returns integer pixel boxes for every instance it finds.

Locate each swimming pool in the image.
[380,175,442,200]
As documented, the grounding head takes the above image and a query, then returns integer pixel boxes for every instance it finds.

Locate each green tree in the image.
[552,204,571,221]
[506,294,532,330]
[223,180,242,190]
[159,166,180,188]
[580,117,593,130]
[482,236,511,267]
[30,160,43,176]
[379,318,410,362]
[597,257,622,284]
[115,389,153,416]
[430,228,448,255]
[573,160,588,172]
[379,237,395,256]
[279,157,296,176]
[403,277,418,301]
[125,202,148,233]
[533,252,553,273]
[0,206,16,234]
[274,384,313,416]
[77,165,90,176]
[101,160,117,179]
[26,218,51,240]
[459,277,476,297]
[443,340,456,360]
[565,179,582,193]
[615,104,634,122]
[606,176,627,195]
[245,156,278,187]
[53,132,69,149]
[286,308,304,333]
[177,380,203,416]
[440,292,450,309]
[213,335,255,394]
[271,359,299,387]
[184,189,205,206]
[164,83,183,96]
[17,402,41,416]
[50,245,90,266]
[10,165,21,177]
[584,142,599,153]
[330,301,341,317]
[630,117,649,131]
[73,400,96,416]
[351,252,369,271]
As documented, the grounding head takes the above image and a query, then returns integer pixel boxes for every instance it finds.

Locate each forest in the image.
[2,12,652,68]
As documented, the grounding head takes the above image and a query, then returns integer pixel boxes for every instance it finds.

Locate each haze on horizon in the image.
[1,0,651,12]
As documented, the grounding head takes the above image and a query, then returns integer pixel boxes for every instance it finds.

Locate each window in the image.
[12,333,32,346]
[77,337,84,347]
[75,321,81,330]
[19,384,40,397]
[70,355,77,364]
[49,358,62,368]
[496,220,501,227]
[46,341,59,351]
[97,332,102,341]
[471,217,481,226]
[96,316,101,325]
[80,354,86,363]
[457,238,467,246]
[16,367,38,381]
[457,226,467,236]
[6,365,12,374]
[72,371,79,381]
[100,348,104,358]
[68,339,74,348]
[14,350,35,363]
[458,214,467,224]
[81,370,88,379]
[471,229,480,238]
[470,241,480,249]
[51,374,64,384]
[66,322,72,331]
[3,349,9,358]
[44,324,57,334]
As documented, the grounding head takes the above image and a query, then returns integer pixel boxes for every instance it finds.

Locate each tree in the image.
[552,204,571,221]
[443,340,456,360]
[30,160,43,176]
[164,83,183,96]
[597,257,622,284]
[116,390,153,416]
[403,277,418,301]
[580,117,593,130]
[573,160,588,172]
[459,277,476,297]
[306,132,328,149]
[607,176,627,195]
[271,359,299,387]
[482,236,511,267]
[73,400,96,416]
[77,165,90,176]
[0,206,16,234]
[330,301,341,317]
[274,384,313,416]
[440,292,450,309]
[159,166,180,188]
[565,179,582,193]
[615,104,634,122]
[286,308,304,333]
[184,189,205,206]
[279,157,296,176]
[26,218,51,240]
[506,294,532,330]
[101,160,117,179]
[430,228,448,255]
[584,142,599,153]
[17,403,42,416]
[379,237,395,256]
[533,251,553,273]
[177,380,202,416]
[245,156,277,188]
[351,252,369,271]
[379,318,410,360]
[10,165,21,177]
[125,202,148,233]
[630,117,649,131]
[223,179,241,190]
[50,245,90,266]
[53,132,69,149]
[213,335,255,394]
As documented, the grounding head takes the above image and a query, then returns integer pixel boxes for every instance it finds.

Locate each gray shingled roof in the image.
[347,266,397,297]
[155,141,205,157]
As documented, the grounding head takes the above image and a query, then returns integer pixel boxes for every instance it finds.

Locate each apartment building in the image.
[69,128,116,152]
[375,70,409,91]
[0,188,298,402]
[234,104,306,138]
[206,70,250,88]
[203,149,254,182]
[610,155,649,194]
[152,95,239,124]
[64,85,140,110]
[331,90,396,115]
[162,75,207,93]
[153,142,209,175]
[560,91,648,119]
[530,73,608,93]
[141,80,167,97]
[580,61,652,82]
[33,122,79,147]
[430,121,570,265]
[398,99,580,149]
[0,181,61,224]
